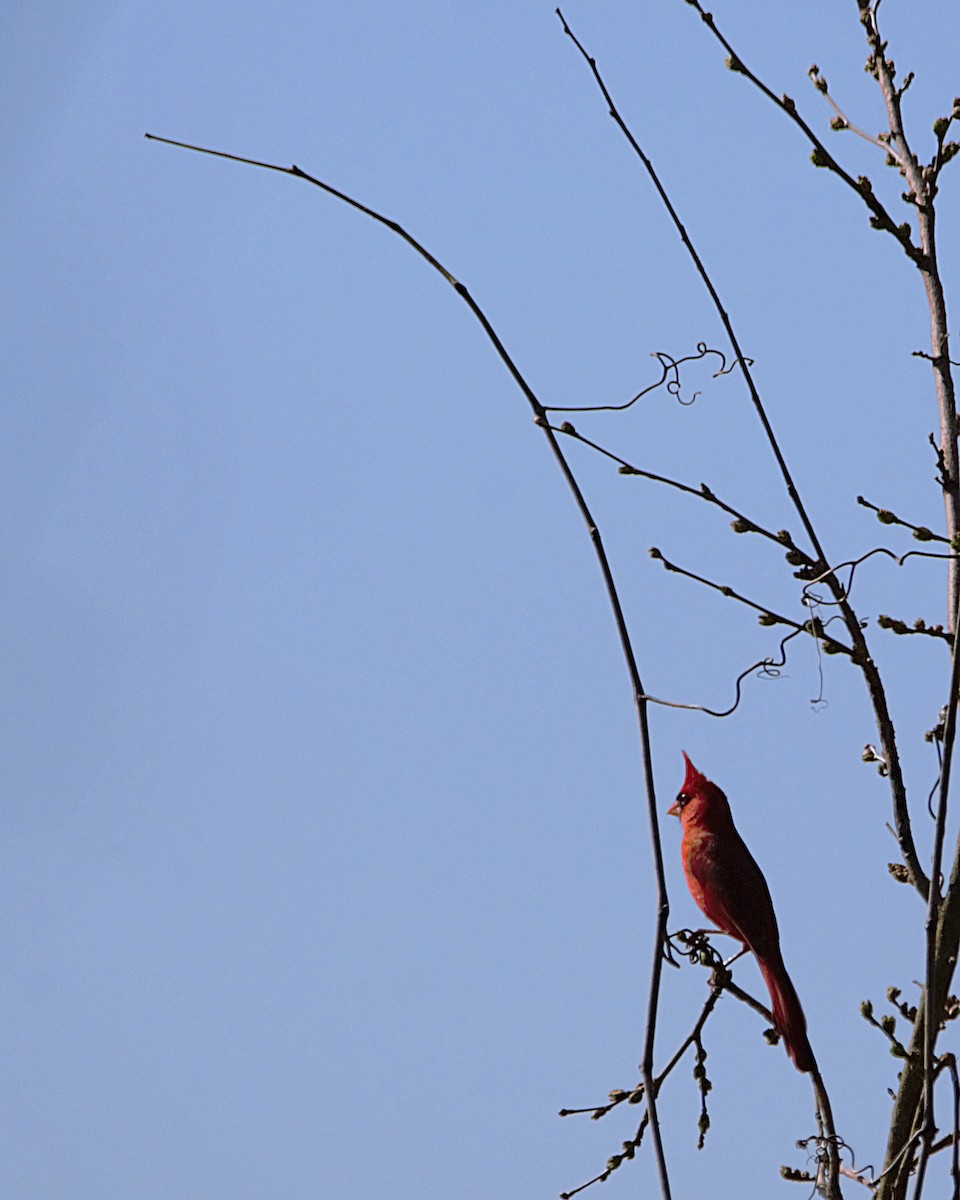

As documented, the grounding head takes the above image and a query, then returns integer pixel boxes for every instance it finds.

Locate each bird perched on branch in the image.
[669,752,815,1073]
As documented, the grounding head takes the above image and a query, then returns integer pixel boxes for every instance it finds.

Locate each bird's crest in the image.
[681,751,707,793]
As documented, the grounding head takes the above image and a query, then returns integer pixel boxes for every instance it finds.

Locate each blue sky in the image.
[4,2,960,1196]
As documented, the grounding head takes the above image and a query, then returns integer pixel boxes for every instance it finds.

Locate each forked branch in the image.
[554,9,927,915]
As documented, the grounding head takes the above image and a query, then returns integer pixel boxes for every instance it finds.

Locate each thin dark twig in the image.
[857,495,950,545]
[560,1169,609,1200]
[554,12,926,907]
[550,422,810,556]
[721,975,778,1025]
[649,548,854,657]
[877,616,953,649]
[931,1131,960,1158]
[657,980,725,1083]
[914,350,960,369]
[559,1103,620,1118]
[145,129,675,1200]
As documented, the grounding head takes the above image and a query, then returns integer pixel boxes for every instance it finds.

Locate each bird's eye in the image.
[675,791,690,809]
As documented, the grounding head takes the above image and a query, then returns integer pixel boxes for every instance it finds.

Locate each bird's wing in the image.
[686,828,780,958]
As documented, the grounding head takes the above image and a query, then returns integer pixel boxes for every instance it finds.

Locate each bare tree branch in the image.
[856,1,960,635]
[554,10,928,907]
[680,0,920,262]
[147,6,958,1193]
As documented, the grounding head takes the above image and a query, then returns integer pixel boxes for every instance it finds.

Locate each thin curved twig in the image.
[145,129,677,1200]
[799,546,959,610]
[545,343,747,413]
[640,626,818,719]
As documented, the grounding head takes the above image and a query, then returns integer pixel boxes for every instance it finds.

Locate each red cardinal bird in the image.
[668,752,815,1073]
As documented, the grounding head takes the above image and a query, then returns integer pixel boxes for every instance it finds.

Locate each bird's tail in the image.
[757,953,815,1073]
